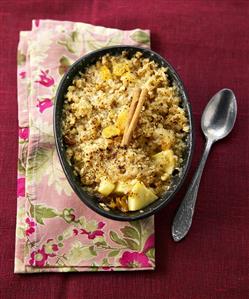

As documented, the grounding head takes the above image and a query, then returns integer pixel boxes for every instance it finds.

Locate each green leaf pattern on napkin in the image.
[58,56,72,75]
[130,30,150,44]
[30,204,58,225]
[17,50,26,65]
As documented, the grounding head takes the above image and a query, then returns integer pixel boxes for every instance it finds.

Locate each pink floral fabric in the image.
[15,20,155,273]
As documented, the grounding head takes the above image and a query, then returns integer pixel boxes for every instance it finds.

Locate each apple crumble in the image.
[61,51,189,212]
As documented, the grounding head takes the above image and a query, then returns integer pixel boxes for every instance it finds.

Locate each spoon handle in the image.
[172,139,213,242]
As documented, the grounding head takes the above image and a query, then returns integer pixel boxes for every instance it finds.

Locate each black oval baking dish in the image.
[54,45,194,221]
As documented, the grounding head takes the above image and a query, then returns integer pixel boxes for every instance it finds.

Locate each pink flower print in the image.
[18,127,29,140]
[44,239,59,257]
[17,177,25,197]
[34,19,40,27]
[80,228,104,240]
[97,221,105,229]
[119,251,151,268]
[19,71,26,79]
[73,229,79,236]
[29,247,48,267]
[76,221,106,240]
[25,217,36,236]
[36,98,53,113]
[142,234,155,253]
[35,70,54,87]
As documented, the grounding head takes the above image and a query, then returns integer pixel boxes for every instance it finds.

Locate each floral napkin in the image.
[15,20,155,273]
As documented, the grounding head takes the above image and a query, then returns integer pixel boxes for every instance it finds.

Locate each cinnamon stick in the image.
[121,87,141,146]
[122,88,148,146]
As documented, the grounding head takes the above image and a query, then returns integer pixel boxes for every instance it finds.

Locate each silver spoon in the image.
[172,88,237,242]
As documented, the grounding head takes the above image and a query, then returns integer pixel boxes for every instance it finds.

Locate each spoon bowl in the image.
[201,89,237,141]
